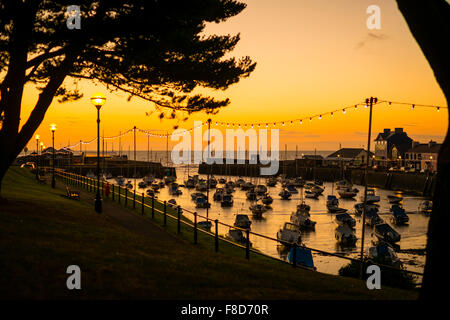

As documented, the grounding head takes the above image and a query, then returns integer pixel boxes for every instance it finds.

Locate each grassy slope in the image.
[0,167,418,299]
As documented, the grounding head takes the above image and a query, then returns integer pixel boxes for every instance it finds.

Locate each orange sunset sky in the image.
[21,0,447,152]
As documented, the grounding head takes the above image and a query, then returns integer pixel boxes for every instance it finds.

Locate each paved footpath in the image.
[57,180,181,244]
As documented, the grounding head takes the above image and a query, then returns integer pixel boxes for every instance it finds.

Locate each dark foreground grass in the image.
[0,167,418,299]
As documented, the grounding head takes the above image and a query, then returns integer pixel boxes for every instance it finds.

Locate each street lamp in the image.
[35,134,40,179]
[91,92,106,213]
[50,124,57,188]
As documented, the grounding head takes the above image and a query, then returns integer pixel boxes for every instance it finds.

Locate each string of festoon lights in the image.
[62,98,446,149]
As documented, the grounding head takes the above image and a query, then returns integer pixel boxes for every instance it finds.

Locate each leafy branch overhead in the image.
[0,0,255,117]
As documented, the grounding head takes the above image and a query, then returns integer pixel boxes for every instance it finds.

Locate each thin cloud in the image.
[356,32,389,49]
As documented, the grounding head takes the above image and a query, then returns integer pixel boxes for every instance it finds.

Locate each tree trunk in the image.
[396,0,450,299]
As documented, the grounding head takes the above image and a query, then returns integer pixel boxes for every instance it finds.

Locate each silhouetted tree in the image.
[396,0,450,299]
[0,0,255,195]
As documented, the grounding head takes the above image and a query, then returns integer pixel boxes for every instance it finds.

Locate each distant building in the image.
[405,140,441,172]
[326,148,374,165]
[374,128,412,160]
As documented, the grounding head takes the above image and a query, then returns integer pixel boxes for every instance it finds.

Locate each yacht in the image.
[249,203,267,218]
[326,195,347,213]
[418,200,432,215]
[266,177,278,187]
[368,243,402,268]
[365,210,384,226]
[255,184,268,195]
[246,188,257,201]
[138,181,147,189]
[337,187,359,199]
[261,194,273,205]
[195,197,211,209]
[169,182,182,195]
[387,194,403,204]
[354,203,379,216]
[213,188,224,201]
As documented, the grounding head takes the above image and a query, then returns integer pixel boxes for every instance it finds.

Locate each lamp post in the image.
[35,134,40,179]
[50,124,57,188]
[91,93,106,213]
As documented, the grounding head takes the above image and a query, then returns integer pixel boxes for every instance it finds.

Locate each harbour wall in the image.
[198,162,436,197]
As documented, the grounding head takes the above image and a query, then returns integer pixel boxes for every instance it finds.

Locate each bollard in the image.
[125,188,128,207]
[194,212,198,244]
[112,184,115,201]
[151,195,155,219]
[246,229,250,259]
[292,243,297,268]
[163,201,167,226]
[215,219,219,253]
[141,193,145,215]
[177,206,181,234]
[133,189,136,209]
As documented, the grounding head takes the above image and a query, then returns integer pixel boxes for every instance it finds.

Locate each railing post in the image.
[292,243,297,267]
[177,206,181,234]
[118,186,121,204]
[133,189,136,209]
[151,195,155,219]
[246,229,250,259]
[141,193,145,215]
[125,188,128,207]
[112,184,115,201]
[215,219,219,252]
[163,201,167,226]
[194,212,198,244]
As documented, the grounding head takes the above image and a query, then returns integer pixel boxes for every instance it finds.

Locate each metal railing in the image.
[54,169,424,285]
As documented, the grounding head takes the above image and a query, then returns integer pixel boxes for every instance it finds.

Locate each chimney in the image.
[394,128,403,134]
[383,128,391,134]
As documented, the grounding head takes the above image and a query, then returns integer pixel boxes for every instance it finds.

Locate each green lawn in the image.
[0,167,419,299]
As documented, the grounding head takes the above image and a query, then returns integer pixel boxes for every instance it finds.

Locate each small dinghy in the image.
[218,178,226,184]
[286,184,298,194]
[390,204,409,225]
[125,181,133,189]
[290,209,316,230]
[374,223,401,244]
[169,182,182,195]
[334,213,356,228]
[360,188,380,203]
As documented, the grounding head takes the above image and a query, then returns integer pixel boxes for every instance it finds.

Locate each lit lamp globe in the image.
[90,92,106,109]
[35,134,40,140]
[50,123,57,132]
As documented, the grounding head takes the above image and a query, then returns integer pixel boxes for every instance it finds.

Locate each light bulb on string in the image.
[331,112,333,117]
[300,120,303,125]
[343,109,346,114]
[319,115,322,120]
[437,107,440,112]
[412,104,415,110]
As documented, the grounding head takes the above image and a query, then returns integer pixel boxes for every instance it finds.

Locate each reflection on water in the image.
[112,167,428,277]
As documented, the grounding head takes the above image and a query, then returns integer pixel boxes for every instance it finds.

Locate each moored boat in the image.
[234,214,252,229]
[221,194,234,207]
[418,200,432,215]
[390,204,409,225]
[360,188,380,203]
[279,188,292,200]
[334,213,356,228]
[374,223,401,244]
[249,203,267,217]
[226,229,252,246]
[335,225,358,246]
[277,222,302,246]
[338,187,359,199]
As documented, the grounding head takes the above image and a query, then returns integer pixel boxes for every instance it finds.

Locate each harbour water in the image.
[108,161,428,279]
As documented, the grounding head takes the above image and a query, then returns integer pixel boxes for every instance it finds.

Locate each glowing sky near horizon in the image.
[21,0,447,152]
